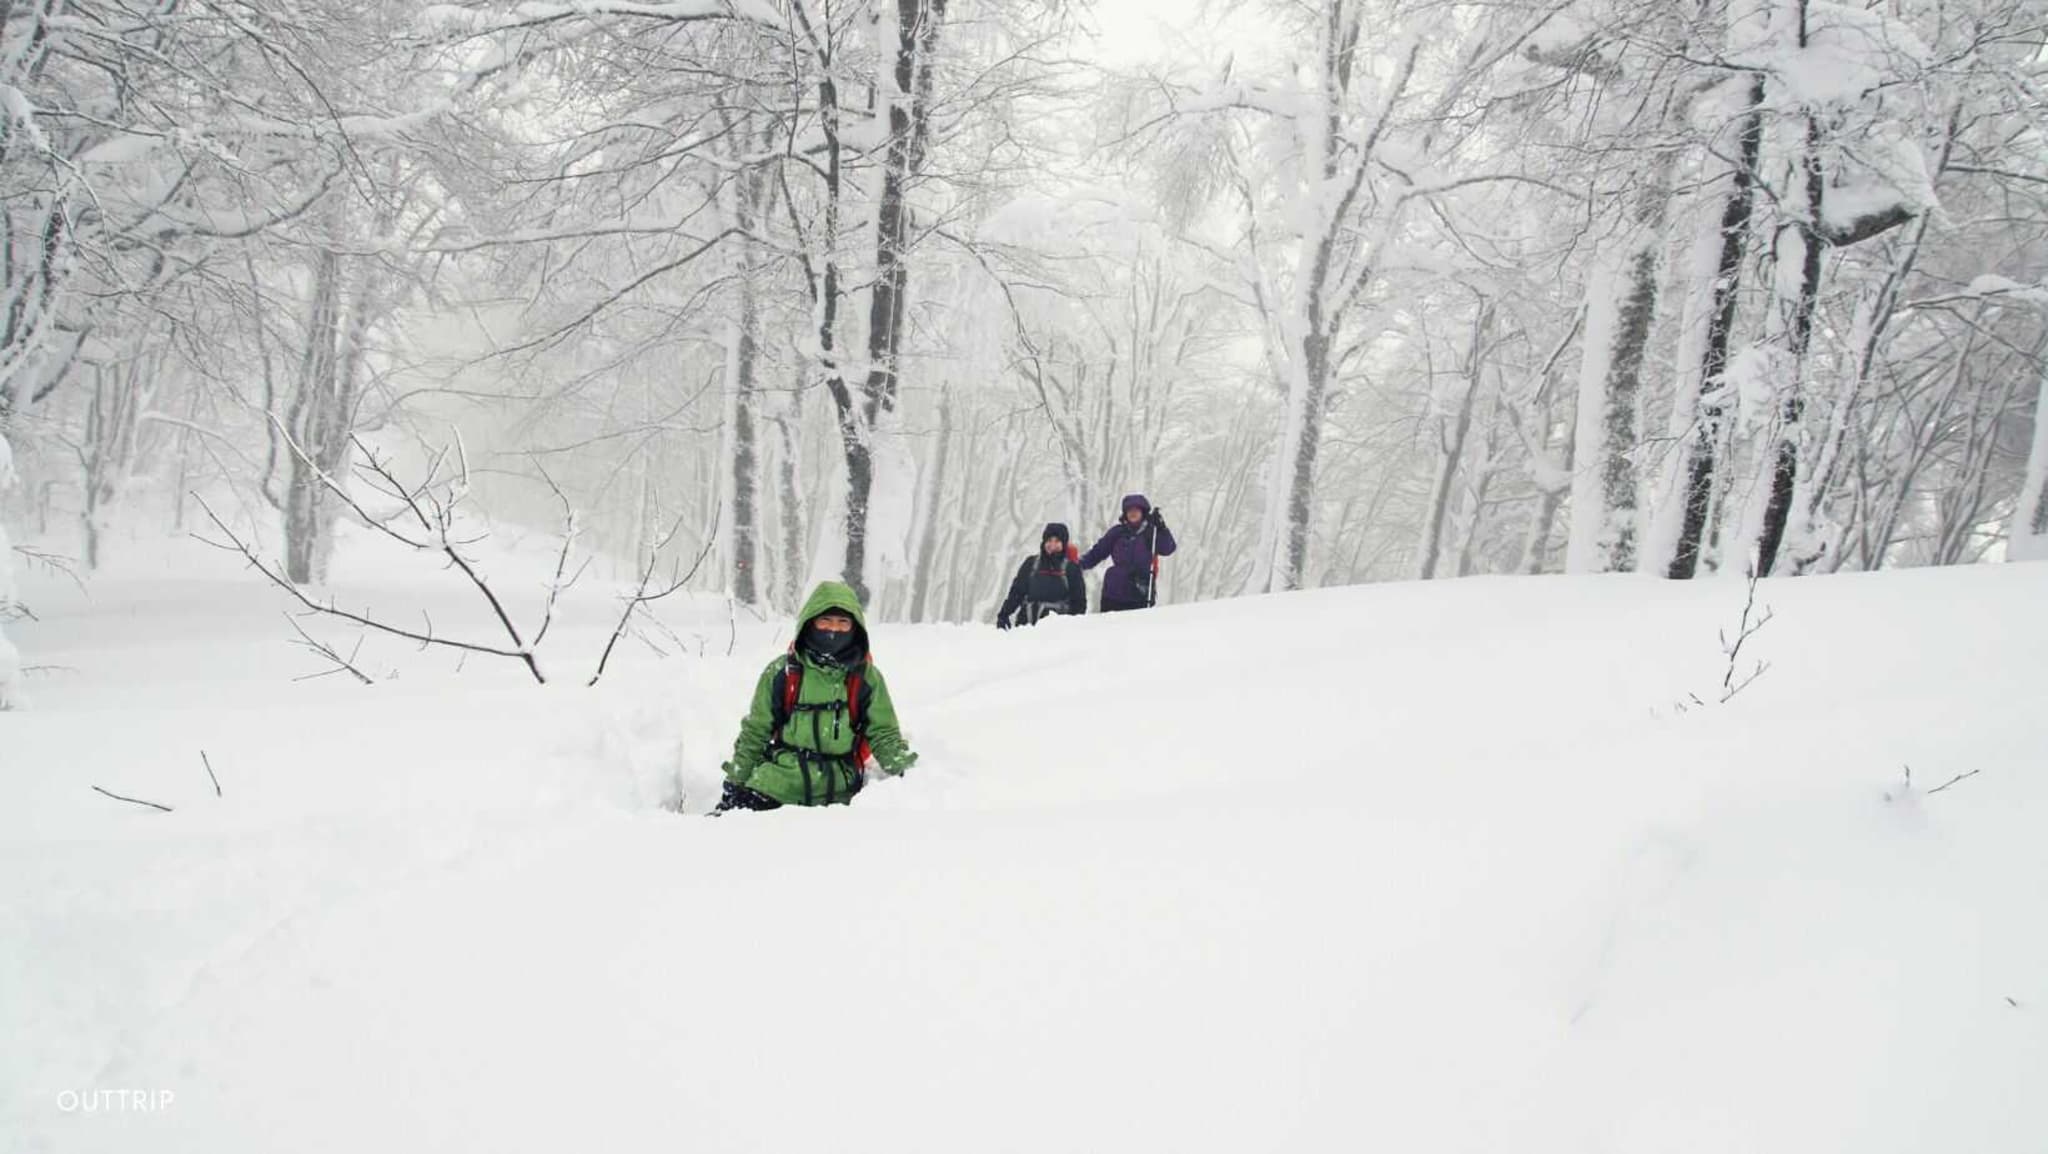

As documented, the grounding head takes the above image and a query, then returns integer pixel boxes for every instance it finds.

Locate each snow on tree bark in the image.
[0,429,18,709]
[1750,0,1928,576]
[80,358,155,571]
[1752,113,1828,578]
[1540,24,1692,578]
[1666,74,1766,581]
[1567,239,1660,574]
[725,158,773,607]
[2013,357,2048,562]
[819,0,941,604]
[786,0,946,606]
[284,242,345,586]
[1254,6,1415,594]
[1418,300,1491,580]
[908,384,951,622]
[774,374,809,611]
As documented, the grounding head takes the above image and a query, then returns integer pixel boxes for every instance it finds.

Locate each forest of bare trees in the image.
[2,0,2045,702]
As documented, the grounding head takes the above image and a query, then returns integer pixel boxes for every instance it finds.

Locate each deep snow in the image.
[2,532,2043,1153]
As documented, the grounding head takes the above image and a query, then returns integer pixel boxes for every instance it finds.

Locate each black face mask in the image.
[803,623,859,663]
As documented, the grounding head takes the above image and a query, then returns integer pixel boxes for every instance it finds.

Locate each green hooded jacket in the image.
[723,581,916,805]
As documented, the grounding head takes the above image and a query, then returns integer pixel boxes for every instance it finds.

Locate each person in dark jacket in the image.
[996,522,1087,629]
[1079,494,1177,613]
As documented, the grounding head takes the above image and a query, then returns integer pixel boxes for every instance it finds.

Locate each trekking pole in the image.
[1147,513,1161,609]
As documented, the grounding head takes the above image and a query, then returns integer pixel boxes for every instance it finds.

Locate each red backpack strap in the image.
[847,668,873,768]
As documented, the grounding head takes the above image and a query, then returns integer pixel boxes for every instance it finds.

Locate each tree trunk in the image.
[2012,355,2048,562]
[313,258,375,584]
[1565,90,1686,577]
[719,116,777,606]
[78,349,158,570]
[1751,0,1930,577]
[1279,328,1333,588]
[1668,74,1766,580]
[284,243,343,585]
[1568,240,1660,573]
[172,382,202,533]
[1789,105,1955,574]
[908,384,951,622]
[0,430,16,710]
[1418,302,1491,580]
[830,0,944,604]
[1455,389,1510,577]
[1522,465,1570,574]
[1520,340,1575,575]
[1257,0,1377,594]
[775,372,808,610]
[1754,113,1826,577]
[728,254,762,606]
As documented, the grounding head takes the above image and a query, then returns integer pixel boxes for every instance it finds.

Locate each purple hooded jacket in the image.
[1079,494,1177,607]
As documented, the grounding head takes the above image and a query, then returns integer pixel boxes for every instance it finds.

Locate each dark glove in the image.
[996,615,1012,631]
[1147,508,1168,532]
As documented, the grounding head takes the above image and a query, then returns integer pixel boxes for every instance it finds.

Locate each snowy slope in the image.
[3,536,2044,1153]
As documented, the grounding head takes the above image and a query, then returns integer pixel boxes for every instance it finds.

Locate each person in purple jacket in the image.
[1079,494,1177,613]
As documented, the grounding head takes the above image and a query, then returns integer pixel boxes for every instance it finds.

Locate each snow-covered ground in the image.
[3,532,2044,1153]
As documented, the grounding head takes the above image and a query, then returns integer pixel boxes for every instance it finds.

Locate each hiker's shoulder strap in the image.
[847,666,871,729]
[848,664,875,766]
[770,650,803,729]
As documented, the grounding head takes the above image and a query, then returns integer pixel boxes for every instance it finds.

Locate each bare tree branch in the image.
[1926,768,1984,795]
[92,785,173,813]
[530,465,588,653]
[589,511,719,687]
[1718,569,1776,704]
[285,614,377,685]
[195,496,545,679]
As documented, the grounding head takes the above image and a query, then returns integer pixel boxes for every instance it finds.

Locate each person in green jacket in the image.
[716,580,917,812]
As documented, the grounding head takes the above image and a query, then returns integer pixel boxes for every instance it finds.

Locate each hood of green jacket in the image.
[796,580,868,632]
[794,580,872,662]
[794,580,869,666]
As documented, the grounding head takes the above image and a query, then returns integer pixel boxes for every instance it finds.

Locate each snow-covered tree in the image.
[0,429,18,709]
[2016,358,2048,562]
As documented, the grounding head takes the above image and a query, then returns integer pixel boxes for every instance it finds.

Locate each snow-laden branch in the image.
[219,106,451,143]
[481,228,744,361]
[119,165,344,243]
[937,228,1091,502]
[529,467,589,654]
[424,0,779,34]
[1899,276,2048,313]
[419,0,785,82]
[424,214,731,255]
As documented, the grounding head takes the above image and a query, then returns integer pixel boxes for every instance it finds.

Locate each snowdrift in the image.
[3,539,2043,1153]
